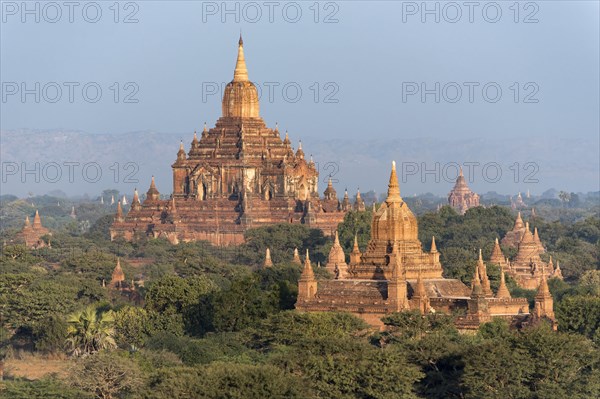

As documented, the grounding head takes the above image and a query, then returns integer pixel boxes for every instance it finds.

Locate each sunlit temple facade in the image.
[110,37,354,245]
[296,162,556,331]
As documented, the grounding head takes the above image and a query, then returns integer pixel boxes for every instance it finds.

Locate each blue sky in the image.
[1,1,599,195]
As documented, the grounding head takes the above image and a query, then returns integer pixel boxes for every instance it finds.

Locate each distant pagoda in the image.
[447,168,480,214]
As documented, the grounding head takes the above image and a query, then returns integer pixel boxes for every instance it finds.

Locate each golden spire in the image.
[24,216,31,228]
[430,236,437,253]
[471,263,484,298]
[415,265,427,296]
[496,270,511,299]
[478,249,493,297]
[233,34,249,82]
[300,249,315,280]
[386,161,402,204]
[293,247,301,264]
[33,210,42,228]
[264,247,273,267]
[535,265,551,299]
[514,212,524,229]
[132,188,140,204]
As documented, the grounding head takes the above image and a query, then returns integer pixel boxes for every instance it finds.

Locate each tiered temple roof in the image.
[110,37,349,245]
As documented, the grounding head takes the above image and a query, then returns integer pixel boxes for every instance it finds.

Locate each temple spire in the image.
[116,201,124,222]
[515,212,524,229]
[430,236,437,253]
[478,249,493,297]
[471,263,484,298]
[264,247,273,267]
[301,249,315,280]
[386,161,402,204]
[536,265,550,297]
[33,210,42,228]
[292,247,301,264]
[353,234,359,252]
[147,176,160,201]
[24,216,31,228]
[233,34,249,82]
[496,270,511,299]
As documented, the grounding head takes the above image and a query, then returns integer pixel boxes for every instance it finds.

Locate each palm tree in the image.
[66,306,116,356]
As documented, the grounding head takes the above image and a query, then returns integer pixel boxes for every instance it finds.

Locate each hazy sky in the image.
[1,1,599,196]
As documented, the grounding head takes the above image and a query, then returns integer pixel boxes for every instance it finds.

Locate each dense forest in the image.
[0,193,599,398]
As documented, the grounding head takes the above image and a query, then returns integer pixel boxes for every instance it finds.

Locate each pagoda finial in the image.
[471,263,483,298]
[430,236,437,253]
[459,166,463,177]
[334,230,340,246]
[299,249,315,282]
[293,247,301,264]
[116,200,123,220]
[514,211,524,229]
[478,248,483,262]
[33,210,42,228]
[536,264,551,297]
[386,161,402,203]
[24,216,31,228]
[233,34,249,82]
[496,269,511,299]
[264,247,273,267]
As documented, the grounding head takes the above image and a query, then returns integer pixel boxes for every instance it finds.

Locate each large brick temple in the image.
[296,162,556,331]
[447,168,480,214]
[110,37,349,245]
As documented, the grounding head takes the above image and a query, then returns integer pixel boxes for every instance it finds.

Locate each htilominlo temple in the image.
[110,37,354,245]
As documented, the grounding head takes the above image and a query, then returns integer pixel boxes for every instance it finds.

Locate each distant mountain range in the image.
[1,129,598,197]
